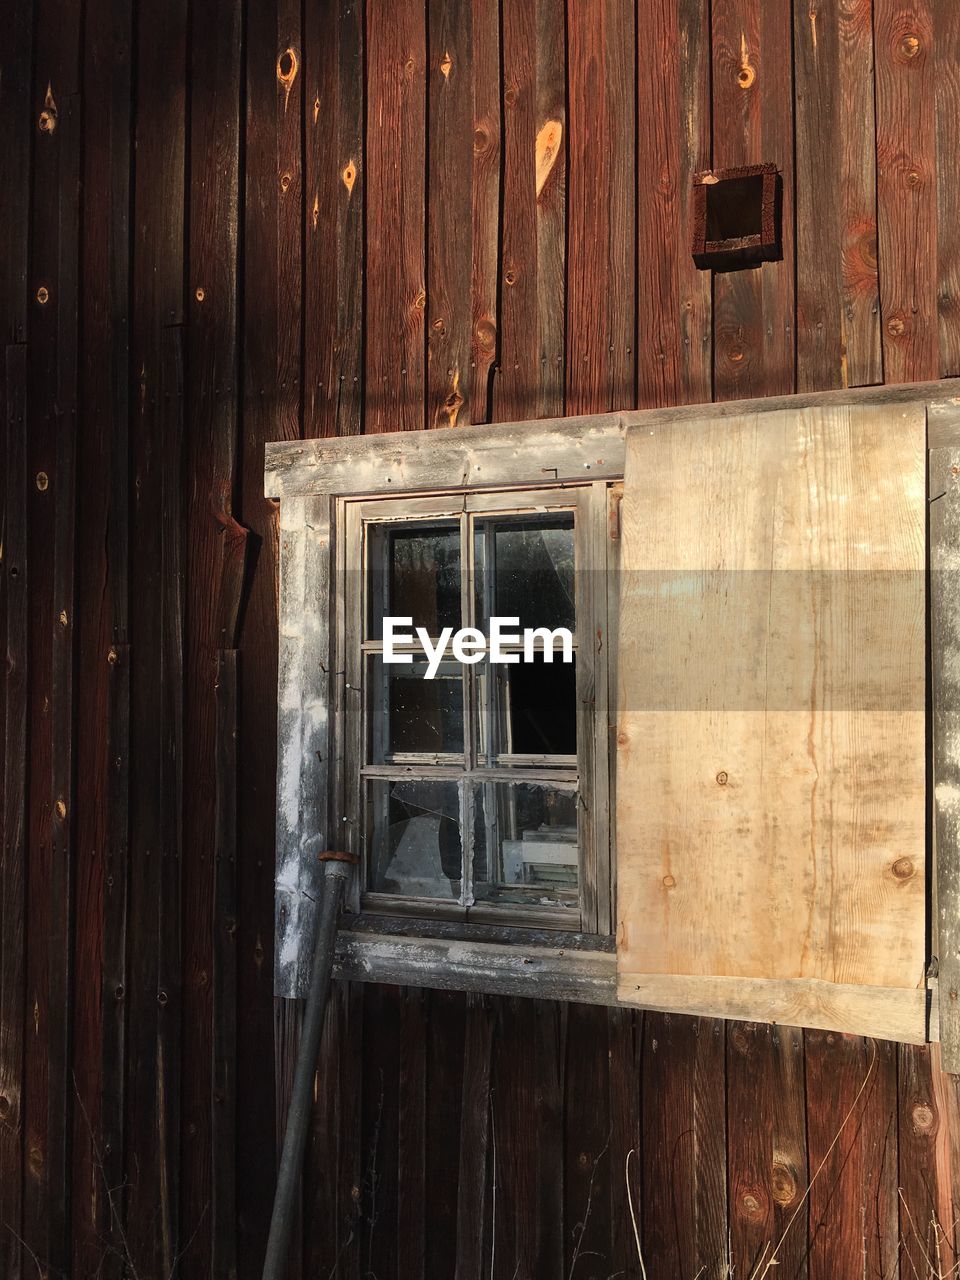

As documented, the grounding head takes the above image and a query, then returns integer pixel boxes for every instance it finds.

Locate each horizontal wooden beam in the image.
[618,973,937,1045]
[264,376,960,498]
[332,930,617,1005]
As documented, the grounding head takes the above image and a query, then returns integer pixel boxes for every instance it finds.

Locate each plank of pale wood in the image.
[711,0,795,400]
[636,0,711,409]
[365,0,426,434]
[930,438,960,1070]
[795,0,881,390]
[936,1,960,377]
[565,0,635,415]
[875,0,939,383]
[497,0,565,423]
[427,0,473,429]
[617,403,927,1034]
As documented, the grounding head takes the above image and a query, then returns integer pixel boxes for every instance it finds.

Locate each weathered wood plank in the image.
[711,0,795,400]
[636,0,711,408]
[304,0,361,438]
[1,343,28,1280]
[125,0,186,1266]
[930,439,960,1070]
[453,996,493,1280]
[795,0,881,390]
[365,0,426,434]
[898,1043,944,1275]
[266,374,960,498]
[396,986,427,1280]
[497,0,565,423]
[212,651,238,1280]
[427,0,473,429]
[875,0,938,383]
[936,0,960,376]
[469,0,500,426]
[617,404,928,1036]
[640,1014,728,1278]
[565,0,635,415]
[0,0,32,351]
[564,1003,613,1278]
[425,992,466,1278]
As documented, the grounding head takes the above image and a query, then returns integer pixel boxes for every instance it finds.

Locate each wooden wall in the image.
[2,0,960,1277]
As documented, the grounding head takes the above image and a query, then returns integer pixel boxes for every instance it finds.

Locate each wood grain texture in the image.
[365,0,426,434]
[875,0,939,383]
[497,0,565,422]
[640,1014,728,1279]
[305,0,362,437]
[795,0,882,391]
[636,0,712,408]
[469,0,500,426]
[427,0,473,429]
[617,404,927,1029]
[711,0,795,400]
[936,1,960,377]
[565,0,635,415]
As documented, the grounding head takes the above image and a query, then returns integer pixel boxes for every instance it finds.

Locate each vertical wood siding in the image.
[2,1,960,1277]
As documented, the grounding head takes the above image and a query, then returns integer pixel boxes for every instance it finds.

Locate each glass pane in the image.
[367,655,464,763]
[474,513,575,634]
[366,779,462,899]
[368,522,461,639]
[472,782,578,907]
[477,655,577,764]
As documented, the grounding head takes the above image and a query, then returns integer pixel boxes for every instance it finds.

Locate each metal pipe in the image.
[261,858,351,1280]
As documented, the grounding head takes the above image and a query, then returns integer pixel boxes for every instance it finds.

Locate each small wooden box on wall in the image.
[692,162,782,269]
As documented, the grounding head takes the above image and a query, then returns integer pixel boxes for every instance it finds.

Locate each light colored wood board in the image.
[616,403,927,1015]
[274,494,332,997]
[333,930,616,1005]
[618,974,935,1045]
[263,376,960,498]
[930,433,960,1070]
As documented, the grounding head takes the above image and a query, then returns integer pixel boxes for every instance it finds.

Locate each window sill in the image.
[332,915,617,1005]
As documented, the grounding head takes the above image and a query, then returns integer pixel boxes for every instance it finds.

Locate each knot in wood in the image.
[905,167,922,189]
[887,316,906,337]
[36,471,49,491]
[716,770,728,786]
[771,1160,798,1206]
[107,646,119,664]
[737,64,756,89]
[55,799,66,820]
[280,171,292,193]
[662,874,676,889]
[277,46,299,89]
[36,286,49,305]
[474,126,488,153]
[892,856,914,880]
[912,1102,935,1134]
[342,161,357,193]
[899,33,921,59]
[504,268,517,286]
[38,109,57,134]
[195,286,205,302]
[737,1188,766,1225]
[439,50,452,79]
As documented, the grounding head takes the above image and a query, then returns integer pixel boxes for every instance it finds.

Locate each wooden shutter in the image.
[615,402,929,1042]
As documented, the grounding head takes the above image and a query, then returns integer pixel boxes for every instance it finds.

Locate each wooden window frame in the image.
[266,377,960,1032]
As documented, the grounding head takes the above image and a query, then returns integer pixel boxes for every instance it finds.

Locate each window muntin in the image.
[343,485,603,930]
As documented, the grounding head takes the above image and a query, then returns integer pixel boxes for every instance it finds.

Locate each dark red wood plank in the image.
[425,991,467,1279]
[640,1014,728,1279]
[565,0,635,415]
[181,0,243,1270]
[125,0,186,1268]
[898,1042,944,1276]
[497,0,566,423]
[795,0,882,390]
[875,0,938,383]
[305,0,362,438]
[469,0,500,426]
[1,344,28,1280]
[935,0,960,376]
[0,0,32,352]
[564,1002,613,1279]
[365,0,426,434]
[397,987,427,1280]
[489,997,537,1279]
[454,995,494,1280]
[607,1006,642,1279]
[711,0,795,399]
[636,0,712,408]
[427,0,473,429]
[805,1034,898,1280]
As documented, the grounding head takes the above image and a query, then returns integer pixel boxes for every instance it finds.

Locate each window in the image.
[341,485,613,933]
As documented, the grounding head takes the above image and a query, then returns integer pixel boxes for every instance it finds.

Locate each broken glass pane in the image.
[474,513,575,635]
[471,782,578,907]
[366,779,462,899]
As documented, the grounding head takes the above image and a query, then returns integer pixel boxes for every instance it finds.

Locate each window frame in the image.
[340,483,608,932]
[268,414,628,999]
